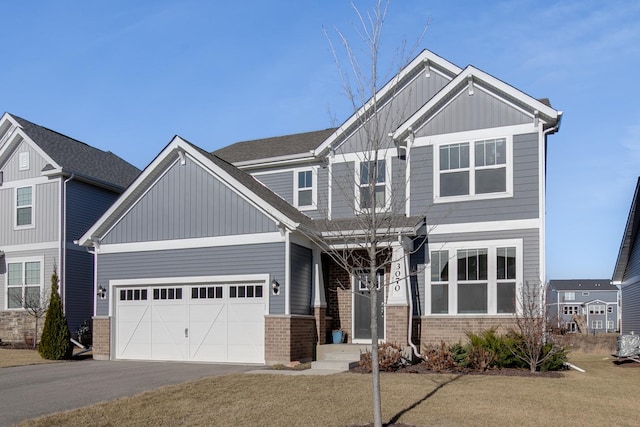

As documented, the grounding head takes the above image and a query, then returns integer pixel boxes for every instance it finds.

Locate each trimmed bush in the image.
[38,267,72,360]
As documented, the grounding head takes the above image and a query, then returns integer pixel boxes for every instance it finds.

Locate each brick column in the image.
[92,316,111,360]
[313,307,330,345]
[264,315,316,364]
[385,305,409,345]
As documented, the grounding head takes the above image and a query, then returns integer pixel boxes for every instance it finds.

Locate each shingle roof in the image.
[548,279,616,291]
[11,114,140,190]
[214,128,337,164]
[613,177,640,282]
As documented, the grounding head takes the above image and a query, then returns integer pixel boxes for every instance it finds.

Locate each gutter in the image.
[61,173,75,313]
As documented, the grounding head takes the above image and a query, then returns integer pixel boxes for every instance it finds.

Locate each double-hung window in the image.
[437,137,509,200]
[457,249,488,313]
[294,169,316,209]
[358,160,386,210]
[6,259,42,309]
[496,247,516,313]
[15,186,33,227]
[430,251,449,314]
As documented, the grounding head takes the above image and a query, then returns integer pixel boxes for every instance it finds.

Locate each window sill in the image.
[433,191,512,204]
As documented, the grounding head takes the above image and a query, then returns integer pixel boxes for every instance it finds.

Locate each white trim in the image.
[412,124,536,148]
[429,218,540,235]
[14,185,35,230]
[108,274,271,317]
[432,134,513,203]
[0,175,51,189]
[425,239,523,316]
[538,126,547,284]
[285,230,291,315]
[293,166,318,211]
[97,232,284,254]
[393,66,559,140]
[315,50,461,156]
[0,241,59,252]
[4,255,45,310]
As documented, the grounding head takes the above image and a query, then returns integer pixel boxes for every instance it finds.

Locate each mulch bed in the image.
[349,363,565,377]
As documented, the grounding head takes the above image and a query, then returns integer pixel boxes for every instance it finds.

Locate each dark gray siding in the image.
[102,157,277,244]
[339,71,451,154]
[0,181,59,245]
[622,233,640,334]
[290,243,312,315]
[330,161,355,219]
[410,133,539,223]
[64,248,94,335]
[415,88,531,137]
[255,171,293,204]
[96,243,286,316]
[66,180,119,241]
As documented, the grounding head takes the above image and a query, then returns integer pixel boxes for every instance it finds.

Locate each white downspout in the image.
[61,173,75,312]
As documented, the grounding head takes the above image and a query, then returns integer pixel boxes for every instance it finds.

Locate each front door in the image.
[353,270,385,341]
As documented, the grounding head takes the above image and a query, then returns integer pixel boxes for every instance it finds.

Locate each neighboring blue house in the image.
[79,49,562,364]
[546,279,619,333]
[613,177,640,335]
[0,113,139,342]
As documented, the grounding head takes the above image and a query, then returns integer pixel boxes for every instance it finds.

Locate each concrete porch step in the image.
[311,359,360,371]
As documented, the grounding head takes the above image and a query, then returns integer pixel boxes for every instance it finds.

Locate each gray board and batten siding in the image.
[413,82,532,139]
[0,138,49,181]
[65,180,121,242]
[0,181,59,246]
[335,65,452,155]
[410,133,539,224]
[96,243,287,316]
[101,157,277,245]
[289,243,313,315]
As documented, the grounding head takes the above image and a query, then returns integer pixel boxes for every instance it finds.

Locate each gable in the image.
[0,138,52,181]
[415,86,531,138]
[101,156,277,244]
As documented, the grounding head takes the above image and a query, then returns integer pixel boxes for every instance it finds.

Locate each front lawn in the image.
[15,353,640,427]
[0,348,57,368]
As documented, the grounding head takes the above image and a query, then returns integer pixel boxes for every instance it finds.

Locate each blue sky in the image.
[2,1,639,280]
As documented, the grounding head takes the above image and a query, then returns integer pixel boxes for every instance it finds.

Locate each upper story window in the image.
[15,186,33,228]
[435,136,511,202]
[564,292,575,301]
[6,259,42,309]
[358,160,387,210]
[294,169,316,210]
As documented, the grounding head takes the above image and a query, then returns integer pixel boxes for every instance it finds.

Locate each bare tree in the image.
[511,282,563,372]
[316,2,428,425]
[11,286,49,348]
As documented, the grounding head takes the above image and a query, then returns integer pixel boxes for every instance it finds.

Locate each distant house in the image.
[546,279,619,333]
[613,177,640,335]
[0,113,139,342]
[78,49,562,364]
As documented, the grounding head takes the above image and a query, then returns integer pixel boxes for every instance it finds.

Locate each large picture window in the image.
[437,137,509,200]
[427,241,521,315]
[6,260,42,309]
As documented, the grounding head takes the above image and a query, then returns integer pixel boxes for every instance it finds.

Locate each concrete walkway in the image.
[0,358,256,427]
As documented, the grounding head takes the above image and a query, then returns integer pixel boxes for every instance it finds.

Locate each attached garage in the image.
[113,278,267,363]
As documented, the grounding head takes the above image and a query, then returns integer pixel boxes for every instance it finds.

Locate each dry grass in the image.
[14,352,640,427]
[0,348,58,368]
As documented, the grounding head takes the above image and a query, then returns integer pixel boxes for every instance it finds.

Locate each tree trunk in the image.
[370,268,383,427]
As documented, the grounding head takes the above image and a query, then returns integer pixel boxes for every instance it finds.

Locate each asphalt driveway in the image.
[0,358,257,426]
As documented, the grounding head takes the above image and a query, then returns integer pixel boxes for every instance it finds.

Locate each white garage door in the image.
[115,282,266,363]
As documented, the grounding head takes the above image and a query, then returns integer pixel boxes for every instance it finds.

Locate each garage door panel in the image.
[115,282,266,363]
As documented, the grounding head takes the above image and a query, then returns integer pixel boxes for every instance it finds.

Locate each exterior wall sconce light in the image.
[271,279,280,295]
[97,285,107,299]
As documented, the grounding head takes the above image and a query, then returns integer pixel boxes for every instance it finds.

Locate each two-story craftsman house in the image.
[79,50,561,363]
[0,113,139,342]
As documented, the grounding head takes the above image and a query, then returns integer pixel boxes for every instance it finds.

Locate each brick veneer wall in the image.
[92,316,111,360]
[0,311,43,344]
[385,305,409,345]
[265,315,316,364]
[421,316,517,345]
